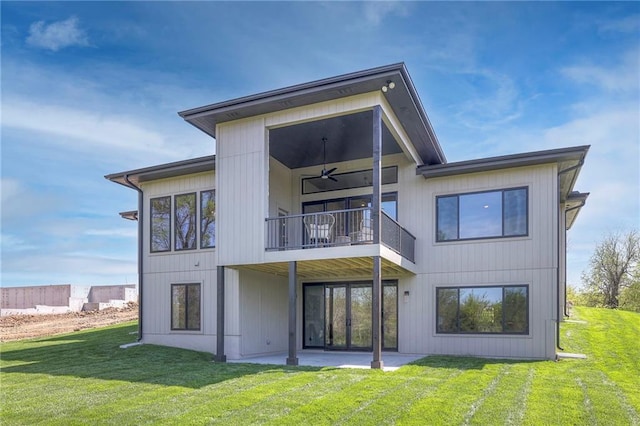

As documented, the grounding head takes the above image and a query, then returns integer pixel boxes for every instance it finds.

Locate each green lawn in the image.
[1,306,638,425]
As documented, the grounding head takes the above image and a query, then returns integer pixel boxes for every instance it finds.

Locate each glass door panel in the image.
[350,285,372,349]
[383,284,398,350]
[303,285,324,348]
[325,286,347,349]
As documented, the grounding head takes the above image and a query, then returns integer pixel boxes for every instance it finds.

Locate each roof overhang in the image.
[178,63,446,166]
[565,191,590,230]
[105,155,215,189]
[119,210,139,221]
[417,145,590,203]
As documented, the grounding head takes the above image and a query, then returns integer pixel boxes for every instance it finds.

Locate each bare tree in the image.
[582,230,639,308]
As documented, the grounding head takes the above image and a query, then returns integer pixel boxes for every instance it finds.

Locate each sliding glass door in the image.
[303,281,397,351]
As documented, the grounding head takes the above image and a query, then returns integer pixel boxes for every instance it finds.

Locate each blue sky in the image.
[1,2,638,288]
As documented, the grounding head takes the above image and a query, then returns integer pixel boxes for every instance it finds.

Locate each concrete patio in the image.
[228,351,425,372]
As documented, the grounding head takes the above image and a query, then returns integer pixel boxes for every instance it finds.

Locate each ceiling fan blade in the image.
[326,167,337,175]
[328,176,338,182]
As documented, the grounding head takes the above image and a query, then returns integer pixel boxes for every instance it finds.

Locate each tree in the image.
[581,230,639,309]
[619,269,640,312]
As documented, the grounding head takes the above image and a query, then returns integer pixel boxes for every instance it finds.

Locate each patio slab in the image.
[227,351,424,371]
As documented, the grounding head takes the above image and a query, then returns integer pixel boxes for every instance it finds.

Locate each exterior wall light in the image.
[404,290,410,303]
[382,80,396,92]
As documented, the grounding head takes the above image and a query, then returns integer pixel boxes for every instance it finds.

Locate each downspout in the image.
[564,200,587,317]
[555,159,585,351]
[124,175,144,342]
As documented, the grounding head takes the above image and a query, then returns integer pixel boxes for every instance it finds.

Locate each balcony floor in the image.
[241,253,413,279]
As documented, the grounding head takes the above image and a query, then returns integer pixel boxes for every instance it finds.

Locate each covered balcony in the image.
[265,208,415,263]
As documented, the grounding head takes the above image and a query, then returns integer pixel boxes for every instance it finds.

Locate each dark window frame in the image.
[150,196,171,253]
[200,190,216,249]
[435,285,529,335]
[171,283,201,331]
[302,280,398,351]
[174,192,198,251]
[302,166,398,195]
[436,187,529,242]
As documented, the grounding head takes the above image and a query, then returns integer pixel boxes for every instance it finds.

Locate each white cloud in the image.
[562,48,640,93]
[452,70,523,131]
[26,16,89,51]
[362,2,409,26]
[2,97,182,162]
[85,228,138,238]
[598,14,640,34]
[0,233,37,252]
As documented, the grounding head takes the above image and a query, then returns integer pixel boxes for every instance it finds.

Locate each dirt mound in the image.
[0,302,138,342]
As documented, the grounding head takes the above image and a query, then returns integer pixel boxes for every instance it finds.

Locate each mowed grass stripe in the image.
[330,363,468,426]
[247,370,378,425]
[576,308,640,412]
[395,362,506,425]
[2,308,639,424]
[460,363,536,425]
[523,361,589,425]
[212,371,360,424]
[596,370,640,426]
[165,370,339,424]
[84,368,321,424]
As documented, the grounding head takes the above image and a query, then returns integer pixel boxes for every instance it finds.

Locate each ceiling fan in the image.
[319,137,338,182]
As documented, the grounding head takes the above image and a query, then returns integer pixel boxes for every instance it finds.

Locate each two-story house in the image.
[106,63,589,368]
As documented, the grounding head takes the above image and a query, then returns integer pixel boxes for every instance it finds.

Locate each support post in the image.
[371,105,383,370]
[215,266,226,362]
[287,261,299,366]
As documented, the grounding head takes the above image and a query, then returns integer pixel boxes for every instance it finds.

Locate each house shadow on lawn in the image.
[0,323,321,389]
[407,354,543,371]
[2,322,549,388]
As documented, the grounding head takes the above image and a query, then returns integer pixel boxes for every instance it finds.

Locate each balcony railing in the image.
[265,208,415,263]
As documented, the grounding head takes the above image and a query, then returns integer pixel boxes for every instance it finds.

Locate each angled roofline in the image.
[417,145,590,179]
[565,191,590,230]
[418,145,589,205]
[178,63,446,165]
[105,155,215,189]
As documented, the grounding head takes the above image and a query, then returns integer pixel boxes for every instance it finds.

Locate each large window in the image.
[436,285,528,334]
[436,187,528,241]
[175,193,197,250]
[171,283,201,330]
[200,190,216,248]
[150,196,171,252]
[302,166,398,194]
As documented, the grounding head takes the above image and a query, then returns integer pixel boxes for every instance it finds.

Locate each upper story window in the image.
[436,187,528,242]
[175,193,197,251]
[150,196,171,252]
[200,190,216,248]
[302,166,398,194]
[150,190,214,253]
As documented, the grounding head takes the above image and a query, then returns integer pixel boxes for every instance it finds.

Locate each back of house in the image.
[106,63,588,366]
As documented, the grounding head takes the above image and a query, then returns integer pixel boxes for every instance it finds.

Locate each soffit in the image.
[105,155,215,189]
[269,111,402,169]
[179,63,446,166]
[418,145,590,202]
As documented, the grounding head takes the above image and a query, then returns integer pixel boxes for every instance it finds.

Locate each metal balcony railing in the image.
[265,208,415,263]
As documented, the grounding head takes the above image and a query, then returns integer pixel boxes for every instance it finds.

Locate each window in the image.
[201,190,216,248]
[171,283,201,330]
[436,187,528,241]
[175,193,197,250]
[436,285,528,334]
[302,166,398,194]
[150,196,171,252]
